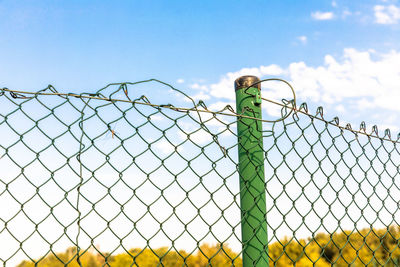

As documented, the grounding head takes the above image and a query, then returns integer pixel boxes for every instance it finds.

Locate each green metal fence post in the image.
[235,76,268,266]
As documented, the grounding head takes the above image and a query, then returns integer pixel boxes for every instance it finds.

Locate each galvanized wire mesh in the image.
[0,80,399,266]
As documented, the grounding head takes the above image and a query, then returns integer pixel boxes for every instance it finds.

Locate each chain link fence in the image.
[0,78,400,266]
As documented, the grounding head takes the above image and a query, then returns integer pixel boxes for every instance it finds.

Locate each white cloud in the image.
[335,104,346,113]
[374,5,400,24]
[377,123,399,133]
[178,128,213,145]
[189,48,400,135]
[297,36,307,44]
[208,101,235,111]
[332,1,337,7]
[209,65,284,100]
[182,83,211,102]
[153,140,177,154]
[153,140,183,154]
[176,78,185,84]
[311,11,334,20]
[290,49,400,110]
[190,91,210,101]
[149,114,164,121]
[198,48,400,113]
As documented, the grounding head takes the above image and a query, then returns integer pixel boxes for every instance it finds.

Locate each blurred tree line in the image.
[17,226,400,266]
[16,243,242,267]
[268,225,400,266]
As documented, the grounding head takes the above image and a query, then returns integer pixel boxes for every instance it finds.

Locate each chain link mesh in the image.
[0,80,399,266]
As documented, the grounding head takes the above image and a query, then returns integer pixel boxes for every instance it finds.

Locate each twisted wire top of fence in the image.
[2,79,397,142]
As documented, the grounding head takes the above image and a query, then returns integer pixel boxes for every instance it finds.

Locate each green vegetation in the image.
[17,226,400,266]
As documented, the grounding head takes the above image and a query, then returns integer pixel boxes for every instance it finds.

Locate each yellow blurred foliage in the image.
[16,226,400,266]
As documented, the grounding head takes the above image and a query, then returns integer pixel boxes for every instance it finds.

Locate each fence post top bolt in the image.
[234,76,261,91]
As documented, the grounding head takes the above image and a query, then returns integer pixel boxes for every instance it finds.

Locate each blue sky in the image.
[1,0,400,131]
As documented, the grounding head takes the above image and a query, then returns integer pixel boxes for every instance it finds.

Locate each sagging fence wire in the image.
[0,78,400,266]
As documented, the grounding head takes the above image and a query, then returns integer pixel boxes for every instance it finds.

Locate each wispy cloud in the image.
[176,78,185,84]
[311,11,334,20]
[342,9,352,19]
[190,83,208,91]
[189,91,210,101]
[374,5,400,24]
[297,36,307,44]
[153,140,183,154]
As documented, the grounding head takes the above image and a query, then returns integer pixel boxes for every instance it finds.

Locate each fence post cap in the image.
[234,76,261,91]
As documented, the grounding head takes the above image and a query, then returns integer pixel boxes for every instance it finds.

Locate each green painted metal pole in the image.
[235,76,268,266]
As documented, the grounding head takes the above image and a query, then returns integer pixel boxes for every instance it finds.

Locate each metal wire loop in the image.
[244,78,297,123]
